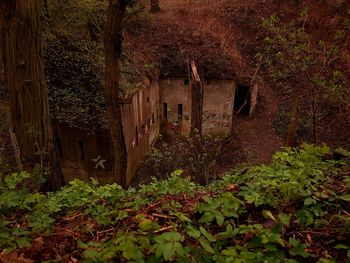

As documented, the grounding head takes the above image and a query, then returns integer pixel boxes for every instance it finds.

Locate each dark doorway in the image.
[234,85,250,114]
[178,104,183,120]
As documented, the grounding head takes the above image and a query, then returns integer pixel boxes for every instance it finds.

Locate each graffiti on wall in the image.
[202,111,231,129]
[91,155,107,169]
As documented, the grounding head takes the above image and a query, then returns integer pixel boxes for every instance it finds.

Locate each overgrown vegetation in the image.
[1,145,349,262]
[134,134,239,185]
[259,8,350,144]
[44,37,107,130]
[42,0,155,131]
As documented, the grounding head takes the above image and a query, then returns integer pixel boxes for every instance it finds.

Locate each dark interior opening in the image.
[77,140,85,161]
[163,103,168,120]
[56,138,63,158]
[178,104,183,120]
[234,85,250,114]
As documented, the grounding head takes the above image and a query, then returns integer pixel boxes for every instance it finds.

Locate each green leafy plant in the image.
[0,145,349,262]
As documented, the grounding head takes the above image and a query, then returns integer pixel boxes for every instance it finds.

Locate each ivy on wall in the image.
[44,37,107,131]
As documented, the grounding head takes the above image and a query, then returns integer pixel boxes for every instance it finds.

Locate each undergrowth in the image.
[0,145,349,262]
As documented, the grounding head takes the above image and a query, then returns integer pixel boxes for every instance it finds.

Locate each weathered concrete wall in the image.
[159,77,192,135]
[57,78,236,184]
[122,81,160,184]
[58,81,160,185]
[202,79,236,136]
[57,125,114,184]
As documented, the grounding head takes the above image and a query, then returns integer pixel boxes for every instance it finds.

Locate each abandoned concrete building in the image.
[42,22,258,185]
[0,10,260,185]
[56,72,258,185]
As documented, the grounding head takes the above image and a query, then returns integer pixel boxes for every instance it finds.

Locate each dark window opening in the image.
[178,104,183,120]
[163,103,168,120]
[152,113,155,124]
[135,127,139,147]
[234,85,250,115]
[184,78,190,85]
[56,138,63,158]
[77,140,85,161]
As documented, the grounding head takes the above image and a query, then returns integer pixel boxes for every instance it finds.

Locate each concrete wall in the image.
[202,79,236,136]
[58,81,160,185]
[57,78,236,185]
[122,81,160,184]
[57,125,114,184]
[159,77,236,137]
[159,77,192,135]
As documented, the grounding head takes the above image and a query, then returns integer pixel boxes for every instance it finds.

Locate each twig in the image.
[153,225,173,233]
[341,209,350,216]
[145,200,164,211]
[97,227,116,235]
[64,213,83,221]
[56,228,81,237]
[152,213,176,219]
[288,230,345,237]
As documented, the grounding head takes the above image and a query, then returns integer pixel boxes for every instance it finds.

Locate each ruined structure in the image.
[160,77,237,136]
[56,80,160,184]
[56,74,256,185]
[46,14,258,185]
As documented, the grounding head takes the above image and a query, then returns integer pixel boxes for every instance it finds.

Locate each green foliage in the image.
[42,0,153,131]
[198,192,243,225]
[260,9,350,141]
[260,9,348,102]
[44,37,107,130]
[0,145,349,262]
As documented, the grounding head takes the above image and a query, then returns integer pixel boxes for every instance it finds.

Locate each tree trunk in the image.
[150,0,160,13]
[0,0,64,191]
[104,0,128,187]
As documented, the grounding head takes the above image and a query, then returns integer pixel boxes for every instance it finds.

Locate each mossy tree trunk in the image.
[0,0,64,190]
[150,0,160,13]
[104,0,128,187]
